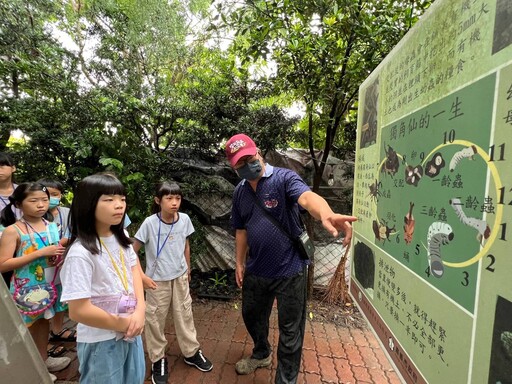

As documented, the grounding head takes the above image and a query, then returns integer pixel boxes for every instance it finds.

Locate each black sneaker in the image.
[184,349,213,372]
[152,357,169,384]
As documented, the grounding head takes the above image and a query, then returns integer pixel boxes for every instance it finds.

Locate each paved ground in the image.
[54,300,403,383]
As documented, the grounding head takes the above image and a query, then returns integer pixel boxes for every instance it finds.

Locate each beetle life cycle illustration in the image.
[367,74,503,313]
[352,1,512,383]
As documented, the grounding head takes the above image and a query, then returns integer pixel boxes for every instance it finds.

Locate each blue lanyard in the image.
[0,184,14,207]
[56,207,63,238]
[156,213,176,259]
[0,195,9,207]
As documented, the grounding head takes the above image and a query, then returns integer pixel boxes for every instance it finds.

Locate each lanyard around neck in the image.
[0,184,14,207]
[0,195,9,207]
[100,239,128,293]
[23,219,49,246]
[56,207,63,238]
[156,213,176,258]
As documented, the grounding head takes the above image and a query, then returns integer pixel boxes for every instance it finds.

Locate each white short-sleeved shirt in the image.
[60,235,137,343]
[0,183,21,235]
[134,212,194,281]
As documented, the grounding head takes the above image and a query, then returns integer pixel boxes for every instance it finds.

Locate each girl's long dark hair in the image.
[0,152,15,183]
[67,174,132,255]
[0,182,50,227]
[0,152,15,167]
[151,181,182,214]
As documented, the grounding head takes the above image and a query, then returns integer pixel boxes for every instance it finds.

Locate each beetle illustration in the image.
[382,145,400,177]
[368,179,382,202]
[373,219,395,242]
[403,202,415,245]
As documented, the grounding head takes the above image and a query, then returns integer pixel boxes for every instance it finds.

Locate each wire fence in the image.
[184,183,353,288]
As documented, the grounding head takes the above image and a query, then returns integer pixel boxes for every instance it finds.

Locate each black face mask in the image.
[236,160,262,180]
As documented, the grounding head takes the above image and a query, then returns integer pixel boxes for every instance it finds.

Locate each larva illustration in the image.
[427,222,454,278]
[449,145,477,172]
[450,198,490,243]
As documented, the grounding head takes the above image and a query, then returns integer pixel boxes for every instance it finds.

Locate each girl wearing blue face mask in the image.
[37,179,77,347]
[37,180,70,244]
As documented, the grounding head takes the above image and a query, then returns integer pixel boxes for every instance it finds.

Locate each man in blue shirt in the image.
[225,134,357,384]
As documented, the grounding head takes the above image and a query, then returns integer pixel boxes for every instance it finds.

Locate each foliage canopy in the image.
[0,0,433,224]
[214,0,432,189]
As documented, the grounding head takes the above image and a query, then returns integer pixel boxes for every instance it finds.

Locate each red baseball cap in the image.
[225,134,258,167]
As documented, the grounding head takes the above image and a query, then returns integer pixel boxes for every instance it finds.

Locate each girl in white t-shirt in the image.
[60,174,145,384]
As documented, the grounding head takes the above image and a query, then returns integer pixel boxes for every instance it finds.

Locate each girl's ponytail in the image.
[150,199,162,214]
[0,197,17,227]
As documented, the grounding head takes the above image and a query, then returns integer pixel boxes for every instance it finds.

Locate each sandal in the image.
[47,343,66,358]
[49,327,77,342]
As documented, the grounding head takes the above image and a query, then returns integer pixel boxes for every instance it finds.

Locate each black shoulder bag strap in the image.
[249,190,297,242]
[248,190,314,260]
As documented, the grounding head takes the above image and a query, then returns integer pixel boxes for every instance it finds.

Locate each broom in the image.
[323,244,352,305]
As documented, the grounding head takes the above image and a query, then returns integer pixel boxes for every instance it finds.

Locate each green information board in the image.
[351,1,512,383]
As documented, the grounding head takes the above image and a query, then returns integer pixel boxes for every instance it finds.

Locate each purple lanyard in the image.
[156,213,176,259]
[23,219,49,246]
